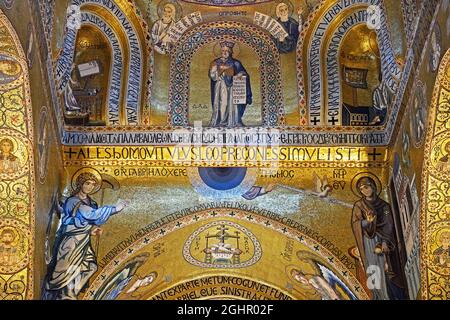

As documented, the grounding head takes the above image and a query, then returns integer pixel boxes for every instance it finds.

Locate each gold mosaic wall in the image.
[0,0,447,300]
[0,10,35,300]
[420,48,450,300]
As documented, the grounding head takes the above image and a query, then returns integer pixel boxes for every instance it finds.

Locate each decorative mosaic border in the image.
[81,12,124,125]
[122,0,153,125]
[0,10,36,300]
[168,21,285,127]
[400,0,419,44]
[63,160,388,169]
[180,0,275,6]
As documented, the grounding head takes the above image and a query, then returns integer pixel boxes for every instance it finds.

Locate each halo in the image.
[142,271,158,283]
[285,264,305,283]
[71,167,103,195]
[272,0,295,18]
[350,172,383,198]
[0,136,18,153]
[213,40,241,59]
[157,0,183,21]
[439,138,450,156]
[435,228,450,246]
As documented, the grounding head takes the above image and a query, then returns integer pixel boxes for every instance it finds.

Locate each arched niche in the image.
[188,41,263,127]
[168,21,285,128]
[298,0,402,126]
[71,24,112,126]
[56,0,147,126]
[338,24,382,126]
[76,11,125,126]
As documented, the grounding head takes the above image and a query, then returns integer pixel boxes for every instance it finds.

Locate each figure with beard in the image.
[438,141,450,171]
[151,3,177,54]
[433,231,450,268]
[209,41,252,127]
[351,177,407,300]
[272,3,303,54]
[0,229,18,266]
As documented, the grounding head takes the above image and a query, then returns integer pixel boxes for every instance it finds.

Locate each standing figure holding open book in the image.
[273,2,303,54]
[209,41,252,127]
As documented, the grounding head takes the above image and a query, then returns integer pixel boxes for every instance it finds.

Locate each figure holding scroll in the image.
[209,41,252,127]
[272,3,303,54]
[151,3,177,54]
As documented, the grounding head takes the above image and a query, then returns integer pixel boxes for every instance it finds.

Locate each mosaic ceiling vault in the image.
[0,0,448,301]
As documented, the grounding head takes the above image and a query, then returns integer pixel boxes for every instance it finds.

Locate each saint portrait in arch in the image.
[437,140,450,172]
[0,55,21,85]
[209,41,253,127]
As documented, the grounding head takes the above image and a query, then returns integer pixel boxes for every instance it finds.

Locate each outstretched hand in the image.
[115,199,131,212]
[265,183,276,193]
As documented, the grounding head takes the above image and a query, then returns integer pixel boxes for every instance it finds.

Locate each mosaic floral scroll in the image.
[0,10,35,300]
[420,49,450,300]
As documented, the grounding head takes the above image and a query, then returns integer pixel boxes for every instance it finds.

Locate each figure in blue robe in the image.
[42,172,127,300]
[272,3,302,54]
[273,18,300,54]
[94,253,151,300]
[209,41,252,127]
